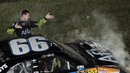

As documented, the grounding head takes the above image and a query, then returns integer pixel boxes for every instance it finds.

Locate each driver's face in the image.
[22,13,30,21]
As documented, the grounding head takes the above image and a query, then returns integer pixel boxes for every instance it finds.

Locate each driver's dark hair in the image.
[20,10,30,16]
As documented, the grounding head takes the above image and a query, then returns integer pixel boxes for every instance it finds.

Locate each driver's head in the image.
[20,10,30,21]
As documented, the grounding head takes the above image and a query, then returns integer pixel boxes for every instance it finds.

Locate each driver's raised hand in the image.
[45,12,55,20]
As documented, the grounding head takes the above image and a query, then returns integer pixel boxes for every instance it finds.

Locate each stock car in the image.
[0,35,126,73]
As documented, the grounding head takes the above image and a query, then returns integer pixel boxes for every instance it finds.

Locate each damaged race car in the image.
[0,35,126,73]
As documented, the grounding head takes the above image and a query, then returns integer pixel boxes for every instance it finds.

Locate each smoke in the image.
[67,10,130,72]
[93,10,130,68]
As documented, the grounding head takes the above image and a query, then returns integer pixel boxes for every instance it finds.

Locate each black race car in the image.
[0,35,126,73]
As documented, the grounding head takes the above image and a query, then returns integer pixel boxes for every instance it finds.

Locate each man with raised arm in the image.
[7,10,54,37]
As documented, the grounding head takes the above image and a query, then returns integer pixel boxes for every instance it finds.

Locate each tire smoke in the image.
[67,10,130,72]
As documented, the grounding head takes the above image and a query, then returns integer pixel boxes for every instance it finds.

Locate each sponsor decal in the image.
[0,64,8,72]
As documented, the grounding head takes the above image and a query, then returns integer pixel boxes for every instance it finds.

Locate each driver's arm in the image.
[34,12,54,28]
[31,17,47,28]
[6,23,17,35]
[7,27,15,35]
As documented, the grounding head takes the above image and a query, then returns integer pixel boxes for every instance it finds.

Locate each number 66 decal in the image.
[9,36,49,55]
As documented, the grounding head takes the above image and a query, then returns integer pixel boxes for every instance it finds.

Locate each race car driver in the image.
[7,10,54,37]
